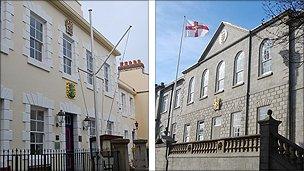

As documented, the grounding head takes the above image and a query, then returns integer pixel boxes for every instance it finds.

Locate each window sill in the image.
[200,95,208,100]
[27,58,50,72]
[258,71,273,80]
[174,106,180,110]
[86,83,93,91]
[232,81,244,89]
[214,90,224,95]
[187,101,194,106]
[62,73,78,83]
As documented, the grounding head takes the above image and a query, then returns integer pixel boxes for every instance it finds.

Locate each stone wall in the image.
[155,144,167,170]
[155,144,259,170]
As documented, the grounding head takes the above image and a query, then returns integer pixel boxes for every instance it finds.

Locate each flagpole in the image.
[165,15,186,171]
[166,16,186,137]
[88,9,101,170]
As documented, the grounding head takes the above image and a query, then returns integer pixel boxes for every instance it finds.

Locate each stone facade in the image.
[156,10,304,151]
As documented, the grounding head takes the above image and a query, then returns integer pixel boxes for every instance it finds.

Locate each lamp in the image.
[135,121,139,130]
[56,110,66,127]
[83,116,92,130]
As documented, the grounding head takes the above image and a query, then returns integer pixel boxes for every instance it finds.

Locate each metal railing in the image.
[0,149,119,171]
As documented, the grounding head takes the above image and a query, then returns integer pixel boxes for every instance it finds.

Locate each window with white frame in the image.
[159,125,164,137]
[30,107,44,154]
[86,50,93,85]
[260,39,272,75]
[129,97,134,114]
[161,94,169,113]
[196,121,205,141]
[124,130,128,139]
[171,123,177,140]
[200,69,209,98]
[213,116,222,126]
[106,121,114,135]
[104,63,110,92]
[30,12,44,62]
[257,105,270,133]
[215,61,225,92]
[63,34,73,75]
[258,105,269,121]
[187,77,195,103]
[183,124,190,142]
[174,88,181,108]
[121,93,126,108]
[231,112,241,137]
[234,51,244,85]
[90,119,96,136]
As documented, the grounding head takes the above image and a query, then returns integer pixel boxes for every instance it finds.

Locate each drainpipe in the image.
[245,31,252,135]
[288,20,295,142]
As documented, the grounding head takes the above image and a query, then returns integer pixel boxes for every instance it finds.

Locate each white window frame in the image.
[259,39,272,76]
[104,63,110,92]
[161,94,169,113]
[187,77,195,104]
[30,12,44,62]
[213,116,222,126]
[258,105,269,121]
[174,88,181,108]
[234,51,244,85]
[196,121,205,141]
[257,105,270,133]
[89,118,96,137]
[121,92,126,108]
[124,130,128,139]
[30,107,45,155]
[200,69,209,98]
[183,124,190,142]
[215,61,225,92]
[86,50,93,85]
[106,121,114,135]
[171,123,177,141]
[63,34,73,75]
[231,112,241,137]
[129,97,134,114]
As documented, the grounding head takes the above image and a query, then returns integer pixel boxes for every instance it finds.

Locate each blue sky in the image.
[156,1,268,83]
[80,1,148,72]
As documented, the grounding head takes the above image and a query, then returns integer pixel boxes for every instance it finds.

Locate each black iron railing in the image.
[0,149,119,171]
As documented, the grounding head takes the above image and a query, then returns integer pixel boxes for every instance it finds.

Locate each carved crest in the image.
[66,81,76,99]
[213,97,222,111]
[65,19,73,36]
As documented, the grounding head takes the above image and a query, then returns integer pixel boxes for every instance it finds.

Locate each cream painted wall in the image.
[0,0,120,150]
[119,68,149,144]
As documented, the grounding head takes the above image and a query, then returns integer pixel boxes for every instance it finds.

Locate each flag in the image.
[185,20,209,37]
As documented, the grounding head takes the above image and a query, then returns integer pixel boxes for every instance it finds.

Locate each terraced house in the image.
[155,10,304,170]
[0,1,143,169]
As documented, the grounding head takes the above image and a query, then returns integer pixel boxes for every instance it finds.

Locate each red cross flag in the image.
[185,20,209,37]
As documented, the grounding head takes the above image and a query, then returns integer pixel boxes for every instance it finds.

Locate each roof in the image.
[182,10,293,74]
[49,1,121,56]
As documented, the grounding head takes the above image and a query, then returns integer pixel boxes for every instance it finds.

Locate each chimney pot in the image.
[133,60,137,64]
[137,59,141,63]
[129,61,132,65]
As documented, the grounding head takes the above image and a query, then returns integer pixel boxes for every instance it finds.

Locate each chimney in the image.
[118,59,145,71]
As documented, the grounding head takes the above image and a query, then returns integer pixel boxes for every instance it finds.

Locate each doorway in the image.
[65,113,74,171]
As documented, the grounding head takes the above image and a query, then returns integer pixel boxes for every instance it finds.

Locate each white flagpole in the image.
[165,15,186,171]
[167,16,186,136]
[89,9,101,167]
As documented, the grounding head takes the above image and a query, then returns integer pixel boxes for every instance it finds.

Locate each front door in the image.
[65,113,74,171]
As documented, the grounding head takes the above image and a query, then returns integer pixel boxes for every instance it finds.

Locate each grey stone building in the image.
[155,10,304,150]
